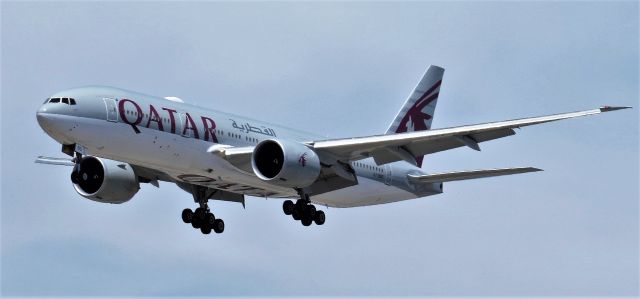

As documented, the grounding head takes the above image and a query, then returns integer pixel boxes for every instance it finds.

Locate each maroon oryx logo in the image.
[298,153,308,167]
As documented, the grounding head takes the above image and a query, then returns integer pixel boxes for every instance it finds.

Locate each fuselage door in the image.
[384,164,392,185]
[103,98,118,122]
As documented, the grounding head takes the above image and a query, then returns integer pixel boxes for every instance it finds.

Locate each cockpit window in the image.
[46,97,76,105]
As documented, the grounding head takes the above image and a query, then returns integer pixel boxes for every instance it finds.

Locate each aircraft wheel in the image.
[204,213,216,227]
[191,218,201,229]
[192,208,205,229]
[194,207,206,216]
[283,200,294,215]
[301,216,313,226]
[181,208,193,223]
[292,208,301,221]
[305,205,316,217]
[295,199,306,210]
[213,219,225,234]
[313,210,325,225]
[201,225,212,234]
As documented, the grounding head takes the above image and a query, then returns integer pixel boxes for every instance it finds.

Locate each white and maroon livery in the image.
[36,65,630,235]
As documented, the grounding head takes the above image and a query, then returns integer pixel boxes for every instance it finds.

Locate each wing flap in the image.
[408,167,542,183]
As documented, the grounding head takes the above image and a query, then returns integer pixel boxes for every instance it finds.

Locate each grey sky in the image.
[1,1,638,296]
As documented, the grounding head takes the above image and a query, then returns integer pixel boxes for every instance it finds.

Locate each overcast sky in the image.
[1,1,638,297]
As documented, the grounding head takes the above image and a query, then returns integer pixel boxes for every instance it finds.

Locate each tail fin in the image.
[385,65,445,167]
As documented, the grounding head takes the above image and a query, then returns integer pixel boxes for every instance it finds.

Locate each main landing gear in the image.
[282,190,325,226]
[181,186,224,235]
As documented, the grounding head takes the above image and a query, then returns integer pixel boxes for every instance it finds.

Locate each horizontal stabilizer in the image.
[407,167,542,183]
[35,156,75,166]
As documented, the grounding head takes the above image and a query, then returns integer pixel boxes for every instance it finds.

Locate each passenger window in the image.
[49,98,60,103]
[62,98,69,104]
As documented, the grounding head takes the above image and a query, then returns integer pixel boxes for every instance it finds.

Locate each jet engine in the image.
[251,139,321,188]
[71,156,140,204]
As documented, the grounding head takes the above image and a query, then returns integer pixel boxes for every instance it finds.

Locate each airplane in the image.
[35,65,630,235]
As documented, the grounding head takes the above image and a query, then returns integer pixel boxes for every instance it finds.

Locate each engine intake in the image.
[71,156,140,204]
[252,139,321,188]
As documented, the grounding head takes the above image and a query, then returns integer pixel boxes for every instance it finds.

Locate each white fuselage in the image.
[36,86,441,208]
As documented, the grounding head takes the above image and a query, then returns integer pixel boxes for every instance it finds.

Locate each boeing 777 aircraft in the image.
[36,65,630,235]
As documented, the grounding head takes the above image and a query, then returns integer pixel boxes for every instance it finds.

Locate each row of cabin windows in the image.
[228,132,260,143]
[45,97,76,105]
[246,136,259,143]
[353,161,383,173]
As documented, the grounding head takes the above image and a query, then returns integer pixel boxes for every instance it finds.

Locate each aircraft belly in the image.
[63,115,296,197]
[312,176,417,208]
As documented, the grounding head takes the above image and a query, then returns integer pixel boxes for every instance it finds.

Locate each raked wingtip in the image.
[600,106,632,112]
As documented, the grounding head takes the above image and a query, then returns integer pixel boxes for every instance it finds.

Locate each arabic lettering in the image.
[230,119,276,137]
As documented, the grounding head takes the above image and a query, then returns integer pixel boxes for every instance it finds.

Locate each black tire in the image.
[181,209,193,223]
[292,208,301,220]
[194,207,205,215]
[213,219,225,234]
[192,209,205,229]
[201,225,212,234]
[301,216,312,226]
[314,210,325,225]
[305,205,316,217]
[191,217,201,229]
[283,200,294,215]
[204,213,216,227]
[295,199,306,209]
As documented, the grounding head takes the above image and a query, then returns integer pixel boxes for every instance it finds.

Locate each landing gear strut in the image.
[181,186,224,235]
[282,190,325,226]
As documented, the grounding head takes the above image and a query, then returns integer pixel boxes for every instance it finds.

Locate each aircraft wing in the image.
[310,106,630,166]
[407,167,542,183]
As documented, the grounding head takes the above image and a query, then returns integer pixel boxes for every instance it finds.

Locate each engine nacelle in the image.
[71,156,140,204]
[251,139,321,188]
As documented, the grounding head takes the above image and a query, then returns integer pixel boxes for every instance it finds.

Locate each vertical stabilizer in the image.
[385,65,444,167]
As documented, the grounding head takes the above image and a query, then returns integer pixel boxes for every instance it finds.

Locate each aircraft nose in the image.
[36,106,52,129]
[36,102,60,130]
[36,102,72,143]
[37,103,48,115]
